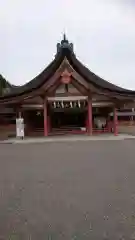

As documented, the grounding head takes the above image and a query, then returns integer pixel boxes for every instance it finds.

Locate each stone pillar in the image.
[87,97,93,135]
[44,98,48,137]
[113,107,118,136]
[16,106,25,139]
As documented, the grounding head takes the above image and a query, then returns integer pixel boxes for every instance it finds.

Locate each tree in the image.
[0,74,12,96]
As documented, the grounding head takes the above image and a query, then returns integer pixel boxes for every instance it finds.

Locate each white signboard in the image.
[16,118,24,138]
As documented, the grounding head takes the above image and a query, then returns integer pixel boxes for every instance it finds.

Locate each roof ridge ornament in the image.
[63,33,66,41]
[56,34,74,54]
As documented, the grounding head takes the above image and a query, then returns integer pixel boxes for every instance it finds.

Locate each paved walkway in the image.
[1,134,135,144]
[0,140,135,239]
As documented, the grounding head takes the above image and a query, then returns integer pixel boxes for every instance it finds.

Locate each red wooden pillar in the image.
[87,97,93,135]
[44,98,48,137]
[107,115,111,133]
[113,106,118,136]
[47,115,51,134]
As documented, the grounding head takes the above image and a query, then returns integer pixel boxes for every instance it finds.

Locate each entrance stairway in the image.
[27,127,110,137]
[27,127,86,137]
[27,127,44,137]
[50,126,86,136]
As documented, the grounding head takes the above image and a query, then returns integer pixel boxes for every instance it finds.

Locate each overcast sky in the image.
[0,0,135,89]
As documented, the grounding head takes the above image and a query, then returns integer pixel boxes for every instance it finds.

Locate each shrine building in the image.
[0,35,135,139]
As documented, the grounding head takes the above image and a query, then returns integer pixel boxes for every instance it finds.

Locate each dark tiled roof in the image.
[1,37,135,99]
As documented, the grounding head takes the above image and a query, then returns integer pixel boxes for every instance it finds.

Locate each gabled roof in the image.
[1,35,135,99]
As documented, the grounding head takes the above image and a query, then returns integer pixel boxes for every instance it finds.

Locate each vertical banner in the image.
[16,118,24,138]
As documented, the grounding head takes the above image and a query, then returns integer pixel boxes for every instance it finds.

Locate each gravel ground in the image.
[0,140,135,239]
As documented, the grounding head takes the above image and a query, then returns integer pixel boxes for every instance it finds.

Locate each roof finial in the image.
[63,32,66,41]
[56,32,74,54]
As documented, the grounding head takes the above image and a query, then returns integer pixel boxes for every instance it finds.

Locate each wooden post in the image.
[44,98,48,137]
[47,115,50,134]
[87,97,93,135]
[15,105,22,119]
[107,114,111,133]
[113,106,118,136]
[18,111,22,118]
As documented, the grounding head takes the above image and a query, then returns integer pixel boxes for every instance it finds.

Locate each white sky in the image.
[0,0,135,89]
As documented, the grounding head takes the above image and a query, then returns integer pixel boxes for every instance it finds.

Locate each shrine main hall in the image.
[0,35,135,139]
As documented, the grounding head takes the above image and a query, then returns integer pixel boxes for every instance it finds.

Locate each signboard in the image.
[16,118,24,138]
[61,69,71,84]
